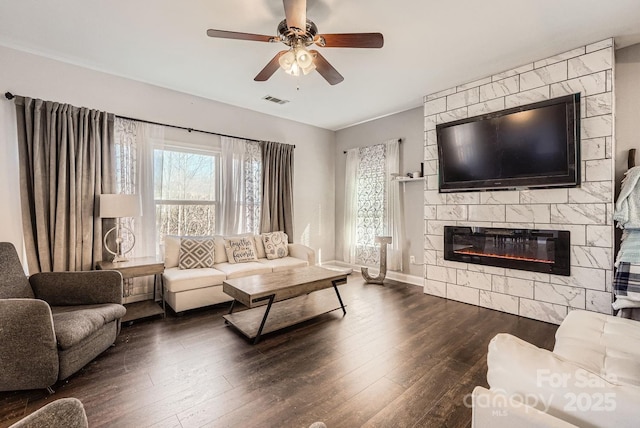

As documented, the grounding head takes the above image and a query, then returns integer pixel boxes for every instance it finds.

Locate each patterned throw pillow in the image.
[178,237,215,269]
[262,231,289,260]
[224,236,258,264]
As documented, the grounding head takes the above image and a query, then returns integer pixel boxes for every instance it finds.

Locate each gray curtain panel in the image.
[14,97,115,273]
[260,141,294,241]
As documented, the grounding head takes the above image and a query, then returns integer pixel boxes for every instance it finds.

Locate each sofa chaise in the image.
[472,309,640,427]
[162,234,316,313]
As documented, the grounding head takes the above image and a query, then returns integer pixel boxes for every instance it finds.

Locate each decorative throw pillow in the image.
[253,235,266,259]
[262,231,289,260]
[178,237,215,269]
[224,236,258,264]
[213,235,228,264]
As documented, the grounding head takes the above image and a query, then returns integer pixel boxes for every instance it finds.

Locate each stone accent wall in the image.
[423,39,614,325]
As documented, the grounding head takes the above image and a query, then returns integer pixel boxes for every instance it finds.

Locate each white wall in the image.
[614,42,640,256]
[335,107,424,277]
[0,100,23,259]
[614,42,640,192]
[423,39,615,325]
[0,45,336,262]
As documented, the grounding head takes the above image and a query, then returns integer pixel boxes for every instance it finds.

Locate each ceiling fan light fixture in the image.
[301,61,316,75]
[208,0,383,85]
[295,46,313,68]
[289,62,300,76]
[279,45,315,76]
[278,50,296,71]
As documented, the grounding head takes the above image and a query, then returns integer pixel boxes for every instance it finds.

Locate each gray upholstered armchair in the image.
[9,398,88,428]
[0,242,126,392]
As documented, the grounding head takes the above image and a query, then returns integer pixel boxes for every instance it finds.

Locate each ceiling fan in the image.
[206,0,384,85]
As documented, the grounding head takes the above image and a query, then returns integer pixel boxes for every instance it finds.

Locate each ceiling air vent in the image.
[263,95,289,105]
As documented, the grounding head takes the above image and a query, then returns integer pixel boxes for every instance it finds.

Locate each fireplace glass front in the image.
[444,227,570,276]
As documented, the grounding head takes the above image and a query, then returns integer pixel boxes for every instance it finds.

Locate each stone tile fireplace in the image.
[422,39,615,324]
[444,226,571,276]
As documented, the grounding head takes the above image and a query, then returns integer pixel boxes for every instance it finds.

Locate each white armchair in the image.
[472,310,640,428]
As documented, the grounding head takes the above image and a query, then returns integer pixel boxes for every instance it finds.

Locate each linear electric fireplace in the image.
[444,227,570,276]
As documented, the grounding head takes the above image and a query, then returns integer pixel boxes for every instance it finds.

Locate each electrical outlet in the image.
[410,255,416,264]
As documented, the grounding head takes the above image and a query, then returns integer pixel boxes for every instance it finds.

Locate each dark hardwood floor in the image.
[0,276,558,428]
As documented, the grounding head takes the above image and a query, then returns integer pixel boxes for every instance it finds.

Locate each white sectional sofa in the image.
[472,310,640,427]
[162,234,315,313]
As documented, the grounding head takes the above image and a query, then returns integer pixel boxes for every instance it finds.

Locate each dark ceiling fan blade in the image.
[283,0,307,32]
[254,51,288,81]
[315,33,384,48]
[309,50,344,85]
[207,29,276,43]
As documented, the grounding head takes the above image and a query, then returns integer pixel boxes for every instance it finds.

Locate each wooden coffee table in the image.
[222,266,348,344]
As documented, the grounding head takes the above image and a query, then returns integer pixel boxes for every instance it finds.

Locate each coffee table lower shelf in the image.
[223,288,346,341]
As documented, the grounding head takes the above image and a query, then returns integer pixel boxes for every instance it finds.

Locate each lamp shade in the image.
[99,194,142,218]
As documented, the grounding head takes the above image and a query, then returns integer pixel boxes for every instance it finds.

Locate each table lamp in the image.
[99,194,141,262]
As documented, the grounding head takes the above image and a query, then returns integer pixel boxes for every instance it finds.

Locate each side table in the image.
[96,257,165,323]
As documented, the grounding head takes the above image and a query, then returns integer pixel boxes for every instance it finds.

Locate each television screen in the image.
[437,94,580,192]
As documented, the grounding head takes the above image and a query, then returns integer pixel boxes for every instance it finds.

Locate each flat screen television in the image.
[437,93,580,192]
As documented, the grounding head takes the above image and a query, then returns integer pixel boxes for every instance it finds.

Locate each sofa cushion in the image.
[163,267,226,293]
[164,235,181,269]
[553,310,640,387]
[224,236,258,264]
[213,262,272,279]
[179,237,215,269]
[257,256,307,272]
[262,231,289,260]
[51,304,126,350]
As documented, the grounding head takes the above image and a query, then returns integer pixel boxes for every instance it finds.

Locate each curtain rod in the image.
[343,138,402,154]
[4,91,294,148]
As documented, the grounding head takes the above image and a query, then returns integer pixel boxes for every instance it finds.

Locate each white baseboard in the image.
[385,270,424,287]
[321,260,424,287]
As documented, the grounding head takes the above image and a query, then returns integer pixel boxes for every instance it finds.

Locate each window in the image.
[114,118,263,257]
[355,144,387,266]
[154,147,219,239]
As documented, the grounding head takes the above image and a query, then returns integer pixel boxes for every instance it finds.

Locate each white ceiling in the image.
[1,0,639,131]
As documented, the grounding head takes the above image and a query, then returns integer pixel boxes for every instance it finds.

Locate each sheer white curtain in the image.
[220,137,262,235]
[384,139,403,271]
[114,118,163,259]
[343,149,359,264]
[114,118,164,299]
[136,122,164,258]
[343,140,403,270]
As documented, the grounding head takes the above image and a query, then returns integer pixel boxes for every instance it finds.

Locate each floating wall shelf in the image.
[393,176,424,182]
